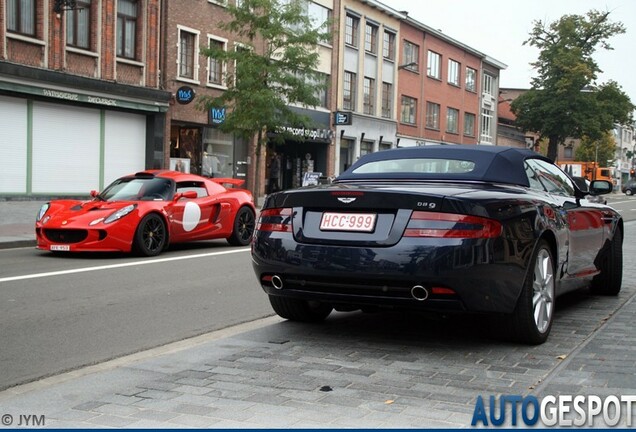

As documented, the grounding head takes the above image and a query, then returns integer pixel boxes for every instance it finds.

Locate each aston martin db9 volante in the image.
[251,145,622,344]
[36,171,255,256]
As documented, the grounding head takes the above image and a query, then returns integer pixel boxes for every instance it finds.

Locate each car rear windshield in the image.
[351,158,476,175]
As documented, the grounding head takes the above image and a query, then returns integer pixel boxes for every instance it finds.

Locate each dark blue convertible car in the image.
[251,145,622,344]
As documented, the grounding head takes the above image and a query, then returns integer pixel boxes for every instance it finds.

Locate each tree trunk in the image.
[254,129,263,205]
[547,135,559,162]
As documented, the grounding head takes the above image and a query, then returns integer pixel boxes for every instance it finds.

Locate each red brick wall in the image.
[397,21,481,145]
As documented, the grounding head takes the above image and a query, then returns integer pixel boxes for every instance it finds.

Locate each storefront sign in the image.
[176,86,195,105]
[209,107,226,125]
[334,111,352,125]
[274,125,333,142]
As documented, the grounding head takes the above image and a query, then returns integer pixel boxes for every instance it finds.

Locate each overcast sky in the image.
[379,0,636,104]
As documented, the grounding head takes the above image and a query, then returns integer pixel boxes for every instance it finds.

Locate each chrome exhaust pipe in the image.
[271,275,284,290]
[411,285,429,301]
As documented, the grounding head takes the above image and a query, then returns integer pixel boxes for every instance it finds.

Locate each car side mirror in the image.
[589,180,612,195]
[174,191,198,201]
[90,190,99,197]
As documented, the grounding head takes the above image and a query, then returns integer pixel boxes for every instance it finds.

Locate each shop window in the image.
[203,128,234,178]
[340,138,354,173]
[360,140,373,157]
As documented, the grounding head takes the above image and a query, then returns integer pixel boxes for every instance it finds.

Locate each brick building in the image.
[396,18,505,148]
[0,0,170,196]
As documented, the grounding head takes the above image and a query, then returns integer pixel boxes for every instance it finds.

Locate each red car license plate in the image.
[319,212,377,232]
[50,245,70,251]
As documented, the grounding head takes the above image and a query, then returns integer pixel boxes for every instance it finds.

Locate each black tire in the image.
[591,228,623,296]
[227,206,255,246]
[626,189,633,196]
[268,295,333,322]
[504,240,555,345]
[133,213,167,257]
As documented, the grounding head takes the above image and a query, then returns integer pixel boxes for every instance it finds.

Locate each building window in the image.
[360,140,373,157]
[448,59,460,86]
[465,67,477,92]
[363,77,375,115]
[379,141,392,151]
[343,71,356,111]
[117,0,138,59]
[383,31,395,60]
[464,112,476,136]
[364,22,378,54]
[401,96,417,125]
[381,82,392,118]
[403,41,419,72]
[208,38,225,86]
[311,73,329,109]
[307,1,331,44]
[178,29,197,80]
[345,13,359,47]
[7,0,36,36]
[483,73,494,96]
[564,147,573,158]
[447,108,459,133]
[427,50,441,80]
[66,0,91,49]
[481,108,493,143]
[426,102,440,129]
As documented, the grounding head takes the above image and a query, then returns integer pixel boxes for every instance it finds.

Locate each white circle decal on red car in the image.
[183,201,201,231]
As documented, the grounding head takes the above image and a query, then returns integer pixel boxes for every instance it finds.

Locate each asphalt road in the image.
[0,241,273,391]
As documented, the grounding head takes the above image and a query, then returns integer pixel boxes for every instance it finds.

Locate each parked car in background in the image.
[622,179,636,195]
[251,145,622,345]
[36,171,256,256]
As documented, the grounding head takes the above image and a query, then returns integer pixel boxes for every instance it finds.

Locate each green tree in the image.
[199,0,330,197]
[574,132,616,166]
[510,10,634,161]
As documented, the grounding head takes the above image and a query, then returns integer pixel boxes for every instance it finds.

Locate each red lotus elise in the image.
[35,170,256,256]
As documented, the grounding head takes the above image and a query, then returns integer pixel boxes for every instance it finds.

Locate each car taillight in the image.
[256,208,293,232]
[404,211,502,239]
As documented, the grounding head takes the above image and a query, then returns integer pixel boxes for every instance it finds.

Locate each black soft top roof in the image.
[336,144,552,188]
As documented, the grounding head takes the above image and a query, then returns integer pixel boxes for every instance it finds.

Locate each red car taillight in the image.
[404,211,502,239]
[256,208,293,232]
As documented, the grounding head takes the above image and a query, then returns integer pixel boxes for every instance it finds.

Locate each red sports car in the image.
[35,170,256,256]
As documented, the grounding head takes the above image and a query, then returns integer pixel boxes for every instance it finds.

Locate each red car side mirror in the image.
[174,191,198,201]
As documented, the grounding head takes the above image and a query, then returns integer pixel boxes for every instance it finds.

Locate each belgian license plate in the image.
[50,245,70,251]
[319,212,377,232]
